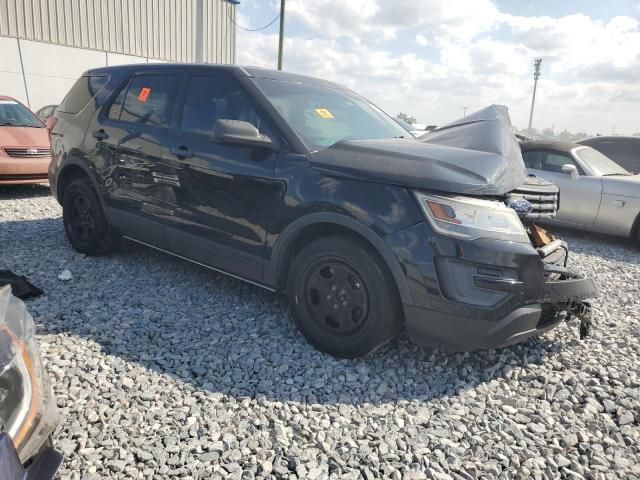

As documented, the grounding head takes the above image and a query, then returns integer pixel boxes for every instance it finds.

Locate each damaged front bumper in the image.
[385,223,599,350]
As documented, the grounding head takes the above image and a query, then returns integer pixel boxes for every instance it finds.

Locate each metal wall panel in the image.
[0,0,236,63]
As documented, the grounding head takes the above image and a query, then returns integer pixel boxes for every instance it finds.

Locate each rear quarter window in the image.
[113,75,179,127]
[58,76,108,114]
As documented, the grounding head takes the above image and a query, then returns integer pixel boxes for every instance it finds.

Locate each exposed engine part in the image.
[566,301,593,339]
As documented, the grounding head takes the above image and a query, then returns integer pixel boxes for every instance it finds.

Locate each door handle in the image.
[92,129,108,141]
[170,146,195,159]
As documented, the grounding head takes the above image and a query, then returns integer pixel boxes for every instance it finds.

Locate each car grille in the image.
[3,147,51,158]
[505,176,559,220]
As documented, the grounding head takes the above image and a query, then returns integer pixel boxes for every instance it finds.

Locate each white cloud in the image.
[237,1,640,134]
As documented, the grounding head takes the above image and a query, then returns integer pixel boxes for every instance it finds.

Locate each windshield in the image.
[574,146,630,176]
[0,100,44,128]
[253,78,410,151]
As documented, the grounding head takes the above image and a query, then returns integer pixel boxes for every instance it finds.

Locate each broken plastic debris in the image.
[57,270,73,281]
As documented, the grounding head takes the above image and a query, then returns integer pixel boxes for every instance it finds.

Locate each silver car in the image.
[521,140,640,240]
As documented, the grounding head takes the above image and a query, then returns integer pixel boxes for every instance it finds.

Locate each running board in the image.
[122,236,276,292]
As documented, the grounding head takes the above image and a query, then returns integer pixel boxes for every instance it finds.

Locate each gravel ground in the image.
[1,184,639,480]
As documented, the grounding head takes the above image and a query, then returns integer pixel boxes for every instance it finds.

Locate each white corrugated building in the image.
[0,0,237,112]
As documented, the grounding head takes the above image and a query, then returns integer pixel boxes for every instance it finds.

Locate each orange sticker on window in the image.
[138,87,151,102]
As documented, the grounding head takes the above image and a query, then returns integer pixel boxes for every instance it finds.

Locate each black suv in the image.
[48,64,597,358]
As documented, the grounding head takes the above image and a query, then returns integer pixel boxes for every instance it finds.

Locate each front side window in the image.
[114,75,178,127]
[0,99,43,128]
[179,76,264,136]
[542,153,575,173]
[525,151,581,174]
[522,150,546,170]
[253,78,409,152]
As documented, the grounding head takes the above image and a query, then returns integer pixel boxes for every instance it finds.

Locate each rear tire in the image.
[62,178,117,255]
[286,235,400,358]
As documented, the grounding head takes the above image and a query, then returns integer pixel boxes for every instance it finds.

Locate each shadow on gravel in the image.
[2,197,581,406]
[550,226,640,265]
[0,184,51,200]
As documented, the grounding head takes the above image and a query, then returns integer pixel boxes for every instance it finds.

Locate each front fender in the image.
[265,212,413,304]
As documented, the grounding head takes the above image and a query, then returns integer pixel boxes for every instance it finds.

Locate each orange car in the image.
[0,96,52,185]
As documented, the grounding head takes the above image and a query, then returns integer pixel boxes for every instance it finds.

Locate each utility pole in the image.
[463,106,468,117]
[528,58,542,130]
[277,0,285,70]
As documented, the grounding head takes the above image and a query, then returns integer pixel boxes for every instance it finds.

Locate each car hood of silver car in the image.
[310,105,528,196]
[602,174,640,196]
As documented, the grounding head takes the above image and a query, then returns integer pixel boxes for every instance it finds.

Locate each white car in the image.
[521,140,640,241]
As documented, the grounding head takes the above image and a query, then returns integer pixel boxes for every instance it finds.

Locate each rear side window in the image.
[58,76,108,114]
[114,75,178,127]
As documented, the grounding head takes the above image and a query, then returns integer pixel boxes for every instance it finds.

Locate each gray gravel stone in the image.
[2,186,639,479]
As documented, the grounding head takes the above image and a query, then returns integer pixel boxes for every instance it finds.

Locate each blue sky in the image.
[234,0,640,134]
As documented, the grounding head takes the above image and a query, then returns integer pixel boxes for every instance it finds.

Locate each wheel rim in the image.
[69,193,95,242]
[301,258,370,337]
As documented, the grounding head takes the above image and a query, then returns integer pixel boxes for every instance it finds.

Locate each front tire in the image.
[62,178,116,255]
[287,235,400,358]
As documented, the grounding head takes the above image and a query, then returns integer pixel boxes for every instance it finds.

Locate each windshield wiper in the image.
[603,173,630,176]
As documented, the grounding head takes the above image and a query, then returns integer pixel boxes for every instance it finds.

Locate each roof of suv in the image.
[83,63,347,90]
[0,95,17,102]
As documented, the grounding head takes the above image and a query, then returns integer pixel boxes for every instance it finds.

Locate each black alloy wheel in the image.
[69,193,96,242]
[301,259,370,337]
[287,235,400,358]
[62,178,117,255]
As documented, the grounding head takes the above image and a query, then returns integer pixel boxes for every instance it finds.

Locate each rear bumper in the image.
[0,157,51,184]
[384,222,599,350]
[0,433,62,480]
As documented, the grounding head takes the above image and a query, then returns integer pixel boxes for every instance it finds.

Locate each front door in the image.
[524,149,603,226]
[85,72,181,246]
[161,74,282,282]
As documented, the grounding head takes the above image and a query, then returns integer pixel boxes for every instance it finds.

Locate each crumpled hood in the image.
[310,105,528,196]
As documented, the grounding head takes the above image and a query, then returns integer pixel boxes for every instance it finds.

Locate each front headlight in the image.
[0,286,58,463]
[414,192,529,243]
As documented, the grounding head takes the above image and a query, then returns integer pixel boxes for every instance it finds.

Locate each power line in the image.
[229,8,280,32]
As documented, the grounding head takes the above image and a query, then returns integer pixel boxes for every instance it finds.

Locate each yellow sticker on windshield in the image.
[315,108,334,119]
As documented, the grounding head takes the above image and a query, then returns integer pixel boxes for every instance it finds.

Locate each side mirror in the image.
[212,119,273,149]
[45,117,57,130]
[562,164,579,180]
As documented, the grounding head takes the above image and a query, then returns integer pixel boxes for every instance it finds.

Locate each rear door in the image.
[524,149,602,225]
[160,74,282,282]
[85,71,181,247]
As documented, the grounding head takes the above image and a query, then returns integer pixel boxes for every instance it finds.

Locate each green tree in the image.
[396,113,416,125]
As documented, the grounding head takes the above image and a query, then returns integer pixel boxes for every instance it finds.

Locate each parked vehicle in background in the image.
[0,286,62,479]
[35,105,58,121]
[577,136,640,173]
[393,117,424,137]
[49,65,596,357]
[521,140,640,240]
[0,96,52,185]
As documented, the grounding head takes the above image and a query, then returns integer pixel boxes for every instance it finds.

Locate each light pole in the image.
[463,106,467,118]
[277,0,285,70]
[528,58,542,130]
